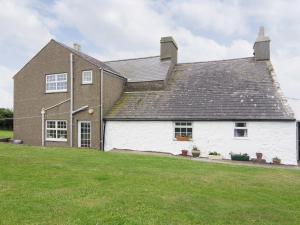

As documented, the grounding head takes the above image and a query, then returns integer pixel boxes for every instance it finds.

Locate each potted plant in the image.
[208,151,222,160]
[230,153,250,161]
[256,152,263,160]
[176,135,191,141]
[181,149,188,156]
[272,157,281,165]
[191,146,200,157]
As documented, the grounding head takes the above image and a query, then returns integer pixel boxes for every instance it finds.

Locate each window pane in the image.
[234,129,247,137]
[57,121,66,129]
[47,130,56,138]
[57,130,67,139]
[235,122,246,127]
[46,75,56,82]
[47,121,56,128]
[57,74,66,81]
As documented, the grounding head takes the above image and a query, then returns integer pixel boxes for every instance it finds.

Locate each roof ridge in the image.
[52,39,122,76]
[177,57,254,65]
[105,55,160,63]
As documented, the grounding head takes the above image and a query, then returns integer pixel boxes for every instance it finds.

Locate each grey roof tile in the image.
[105,56,172,82]
[105,57,294,120]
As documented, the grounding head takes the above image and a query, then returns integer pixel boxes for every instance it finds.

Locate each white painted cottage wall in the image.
[104,121,297,165]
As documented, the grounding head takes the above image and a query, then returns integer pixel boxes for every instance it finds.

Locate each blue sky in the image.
[1,0,300,108]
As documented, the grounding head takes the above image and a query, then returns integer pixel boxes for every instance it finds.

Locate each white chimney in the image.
[73,43,81,52]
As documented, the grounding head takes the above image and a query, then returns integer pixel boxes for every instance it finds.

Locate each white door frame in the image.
[78,121,91,147]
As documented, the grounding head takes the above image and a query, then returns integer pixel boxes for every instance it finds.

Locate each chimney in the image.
[253,26,270,61]
[160,36,178,64]
[73,43,81,52]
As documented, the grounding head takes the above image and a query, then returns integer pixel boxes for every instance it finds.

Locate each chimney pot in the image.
[253,26,270,61]
[73,43,81,52]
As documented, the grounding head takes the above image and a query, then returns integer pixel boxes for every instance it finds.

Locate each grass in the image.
[0,144,300,225]
[0,130,13,138]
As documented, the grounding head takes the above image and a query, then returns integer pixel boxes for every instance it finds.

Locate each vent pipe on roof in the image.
[73,43,81,52]
[253,26,270,61]
[160,36,178,64]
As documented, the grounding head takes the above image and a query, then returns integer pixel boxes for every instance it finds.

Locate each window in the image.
[174,122,192,138]
[46,120,67,141]
[234,122,248,138]
[82,70,93,84]
[46,73,67,93]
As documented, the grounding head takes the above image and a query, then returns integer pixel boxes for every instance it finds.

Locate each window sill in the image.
[45,90,68,94]
[46,138,67,142]
[173,138,193,142]
[81,83,93,85]
[233,137,249,140]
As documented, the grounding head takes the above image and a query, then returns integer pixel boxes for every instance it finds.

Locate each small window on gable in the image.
[234,122,248,138]
[82,70,93,84]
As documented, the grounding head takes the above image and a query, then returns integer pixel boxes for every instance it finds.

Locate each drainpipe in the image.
[41,108,45,146]
[100,68,104,150]
[70,53,74,147]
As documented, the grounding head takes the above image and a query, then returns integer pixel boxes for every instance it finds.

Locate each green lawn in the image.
[0,130,13,138]
[0,144,299,225]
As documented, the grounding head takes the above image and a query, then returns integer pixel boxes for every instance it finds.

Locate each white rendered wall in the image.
[104,121,297,165]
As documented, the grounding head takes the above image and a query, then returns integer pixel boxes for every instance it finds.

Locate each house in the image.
[14,27,299,165]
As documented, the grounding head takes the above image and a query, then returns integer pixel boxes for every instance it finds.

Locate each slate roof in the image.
[54,40,121,76]
[105,56,172,82]
[105,57,294,121]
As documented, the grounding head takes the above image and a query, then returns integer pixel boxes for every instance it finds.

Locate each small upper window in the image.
[82,70,93,84]
[46,73,67,93]
[234,122,247,138]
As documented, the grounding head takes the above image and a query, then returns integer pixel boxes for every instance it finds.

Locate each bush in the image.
[0,108,13,130]
[209,151,220,156]
[231,153,250,161]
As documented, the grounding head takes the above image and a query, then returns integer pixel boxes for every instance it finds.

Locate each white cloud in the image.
[0,0,53,108]
[1,0,300,109]
[0,65,15,108]
[169,0,247,36]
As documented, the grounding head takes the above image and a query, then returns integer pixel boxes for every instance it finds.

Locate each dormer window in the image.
[82,70,93,84]
[46,73,67,93]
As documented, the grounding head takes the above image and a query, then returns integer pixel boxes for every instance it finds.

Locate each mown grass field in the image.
[0,130,13,138]
[0,143,299,225]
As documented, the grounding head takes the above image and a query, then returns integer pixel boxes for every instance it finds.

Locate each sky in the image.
[1,0,300,108]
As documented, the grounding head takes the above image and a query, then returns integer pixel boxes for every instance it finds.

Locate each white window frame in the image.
[46,120,67,142]
[174,121,193,140]
[45,73,68,93]
[234,122,248,139]
[82,70,93,84]
[78,121,91,148]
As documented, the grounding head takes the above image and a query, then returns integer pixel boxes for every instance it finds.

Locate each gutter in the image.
[70,53,74,147]
[100,68,104,150]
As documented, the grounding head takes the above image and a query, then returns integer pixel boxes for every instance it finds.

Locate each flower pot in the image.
[208,155,222,160]
[181,150,188,156]
[256,152,263,160]
[272,159,281,165]
[176,136,191,141]
[192,150,200,157]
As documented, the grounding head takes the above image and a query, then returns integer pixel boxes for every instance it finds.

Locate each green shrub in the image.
[231,153,250,161]
[209,151,220,156]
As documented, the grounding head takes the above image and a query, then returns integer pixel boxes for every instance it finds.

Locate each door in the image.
[78,121,91,148]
